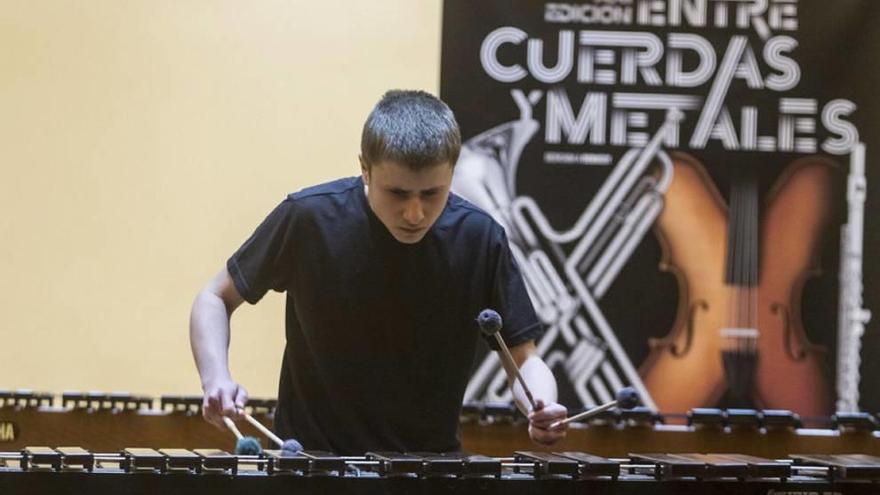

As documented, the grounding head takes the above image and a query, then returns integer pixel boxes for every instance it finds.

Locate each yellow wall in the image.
[0,0,443,399]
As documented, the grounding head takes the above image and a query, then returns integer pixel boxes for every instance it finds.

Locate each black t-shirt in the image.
[227,176,541,454]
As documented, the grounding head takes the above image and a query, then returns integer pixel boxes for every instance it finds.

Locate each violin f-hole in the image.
[649,299,708,358]
[770,302,807,362]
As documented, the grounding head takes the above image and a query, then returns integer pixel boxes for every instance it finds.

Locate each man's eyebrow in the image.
[388,186,443,193]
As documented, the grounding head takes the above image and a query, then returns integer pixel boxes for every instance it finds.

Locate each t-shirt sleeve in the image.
[484,225,544,349]
[226,198,298,304]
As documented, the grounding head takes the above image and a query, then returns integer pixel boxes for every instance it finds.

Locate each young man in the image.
[190,90,567,454]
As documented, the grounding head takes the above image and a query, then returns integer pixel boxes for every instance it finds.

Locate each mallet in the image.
[477,309,537,412]
[222,416,262,455]
[549,386,640,429]
[242,413,303,455]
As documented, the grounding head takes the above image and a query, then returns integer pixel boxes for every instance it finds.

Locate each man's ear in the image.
[359,155,370,185]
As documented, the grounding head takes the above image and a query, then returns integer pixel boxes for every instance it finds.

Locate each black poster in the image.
[441,0,880,418]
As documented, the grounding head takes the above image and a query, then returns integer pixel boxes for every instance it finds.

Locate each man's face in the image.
[362,159,454,244]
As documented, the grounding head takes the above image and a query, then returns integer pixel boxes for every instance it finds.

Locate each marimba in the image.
[1,447,879,494]
[462,403,880,456]
[3,391,880,457]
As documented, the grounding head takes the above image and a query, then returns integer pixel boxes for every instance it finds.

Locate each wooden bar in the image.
[21,446,61,471]
[834,413,878,432]
[689,408,725,429]
[514,451,580,477]
[301,451,345,474]
[631,453,706,479]
[410,452,465,476]
[674,453,747,478]
[158,448,201,472]
[725,409,761,429]
[57,446,95,471]
[555,451,619,478]
[761,410,801,429]
[121,447,166,473]
[366,452,424,476]
[708,453,790,479]
[463,454,502,477]
[792,454,880,481]
[265,449,310,473]
[194,448,237,474]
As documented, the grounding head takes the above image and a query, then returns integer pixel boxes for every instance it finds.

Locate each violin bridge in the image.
[720,328,760,339]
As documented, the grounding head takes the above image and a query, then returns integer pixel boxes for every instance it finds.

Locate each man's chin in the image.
[392,229,427,244]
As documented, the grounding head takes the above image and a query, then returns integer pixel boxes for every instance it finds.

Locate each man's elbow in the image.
[509,340,539,368]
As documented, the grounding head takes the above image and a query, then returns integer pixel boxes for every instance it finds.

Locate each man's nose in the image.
[403,198,425,225]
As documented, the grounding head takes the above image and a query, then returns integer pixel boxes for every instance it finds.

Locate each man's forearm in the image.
[189,291,234,387]
[501,350,557,414]
[503,354,558,414]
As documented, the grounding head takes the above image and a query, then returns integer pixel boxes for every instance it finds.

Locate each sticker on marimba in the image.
[0,421,17,442]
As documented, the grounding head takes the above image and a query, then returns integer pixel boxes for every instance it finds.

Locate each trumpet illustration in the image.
[455,97,684,410]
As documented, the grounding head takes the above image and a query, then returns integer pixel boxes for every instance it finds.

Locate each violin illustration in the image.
[640,152,836,417]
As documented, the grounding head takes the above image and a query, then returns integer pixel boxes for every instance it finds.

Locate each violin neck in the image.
[725,170,760,288]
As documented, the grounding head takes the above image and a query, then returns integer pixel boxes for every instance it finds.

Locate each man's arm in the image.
[505,341,568,445]
[189,267,248,427]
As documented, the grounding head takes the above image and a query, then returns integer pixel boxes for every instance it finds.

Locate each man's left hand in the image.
[527,399,568,445]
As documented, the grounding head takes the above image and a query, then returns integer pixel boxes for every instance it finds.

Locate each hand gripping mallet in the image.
[477,309,538,412]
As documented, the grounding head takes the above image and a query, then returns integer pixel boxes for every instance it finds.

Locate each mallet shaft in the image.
[222,416,244,440]
[493,333,538,412]
[244,413,284,447]
[550,399,618,429]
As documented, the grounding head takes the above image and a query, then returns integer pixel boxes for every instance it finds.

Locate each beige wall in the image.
[0,0,443,399]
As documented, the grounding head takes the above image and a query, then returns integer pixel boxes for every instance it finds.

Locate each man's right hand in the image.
[201,379,249,428]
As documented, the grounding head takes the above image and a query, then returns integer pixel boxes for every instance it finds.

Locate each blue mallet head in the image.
[234,436,263,455]
[281,438,303,456]
[616,387,640,409]
[477,309,502,336]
